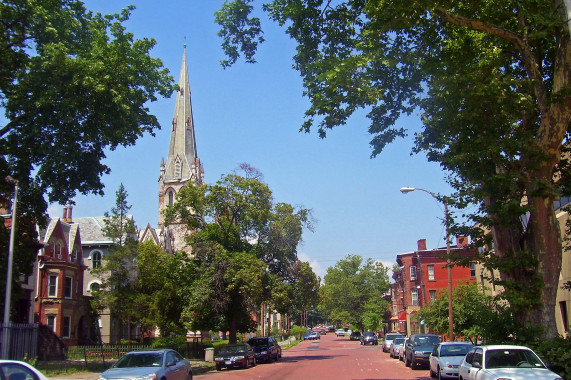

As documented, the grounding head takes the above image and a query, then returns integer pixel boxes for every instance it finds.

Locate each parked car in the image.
[309,331,321,340]
[398,338,409,361]
[335,329,346,336]
[98,349,193,380]
[304,330,313,340]
[390,336,406,358]
[215,343,256,371]
[328,326,335,332]
[350,331,362,341]
[382,333,404,353]
[0,360,49,380]
[404,334,440,369]
[320,329,327,335]
[360,332,379,345]
[429,341,473,379]
[458,345,563,380]
[247,336,282,363]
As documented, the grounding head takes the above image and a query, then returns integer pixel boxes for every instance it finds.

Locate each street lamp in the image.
[2,176,18,358]
[400,186,454,341]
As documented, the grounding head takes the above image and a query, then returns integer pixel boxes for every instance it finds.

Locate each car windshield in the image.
[221,345,248,354]
[485,349,545,369]
[248,339,268,347]
[440,344,473,356]
[414,336,440,345]
[115,353,163,368]
[363,332,375,337]
[393,338,405,345]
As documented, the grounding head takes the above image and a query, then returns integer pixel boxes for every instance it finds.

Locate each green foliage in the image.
[216,0,570,338]
[521,337,571,379]
[289,325,306,340]
[150,335,188,349]
[166,165,312,343]
[0,0,173,321]
[319,255,390,331]
[419,282,512,342]
[135,241,187,337]
[1,0,174,214]
[91,184,140,341]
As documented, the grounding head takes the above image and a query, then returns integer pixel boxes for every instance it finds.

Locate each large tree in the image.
[91,184,139,342]
[0,0,174,316]
[319,255,390,330]
[216,0,570,339]
[0,0,174,218]
[165,165,312,343]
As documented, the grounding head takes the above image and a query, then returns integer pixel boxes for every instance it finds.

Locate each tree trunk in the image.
[524,194,562,339]
[228,316,237,344]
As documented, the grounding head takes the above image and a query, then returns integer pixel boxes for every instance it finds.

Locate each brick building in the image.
[390,238,476,336]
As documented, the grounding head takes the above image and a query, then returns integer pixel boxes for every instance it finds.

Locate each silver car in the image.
[390,337,406,358]
[458,345,562,380]
[98,349,193,380]
[429,342,473,379]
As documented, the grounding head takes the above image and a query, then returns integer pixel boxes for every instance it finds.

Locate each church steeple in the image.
[163,45,203,184]
[158,46,204,252]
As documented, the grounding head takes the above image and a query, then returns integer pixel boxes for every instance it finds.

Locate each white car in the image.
[335,329,346,336]
[458,345,563,380]
[0,360,49,380]
[429,341,473,379]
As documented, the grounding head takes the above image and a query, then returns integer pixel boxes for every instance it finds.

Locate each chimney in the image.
[417,239,427,251]
[67,206,73,222]
[62,206,68,221]
[456,236,468,247]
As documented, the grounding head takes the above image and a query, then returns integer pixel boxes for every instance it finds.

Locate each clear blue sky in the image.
[51,0,456,280]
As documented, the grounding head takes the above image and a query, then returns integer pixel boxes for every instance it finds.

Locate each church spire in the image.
[163,45,202,184]
[158,45,204,252]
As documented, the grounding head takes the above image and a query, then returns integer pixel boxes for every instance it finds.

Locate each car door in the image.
[429,344,440,374]
[463,348,484,380]
[459,348,475,380]
[165,350,185,380]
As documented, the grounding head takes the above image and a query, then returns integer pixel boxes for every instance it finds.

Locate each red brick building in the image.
[390,238,476,336]
[35,209,94,346]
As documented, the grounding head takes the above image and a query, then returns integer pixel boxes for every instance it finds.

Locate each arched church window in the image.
[168,190,174,206]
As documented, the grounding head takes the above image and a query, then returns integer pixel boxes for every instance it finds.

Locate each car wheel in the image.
[437,366,442,380]
[187,371,193,380]
[429,366,436,378]
[404,354,411,367]
[216,365,221,371]
[253,357,257,366]
[411,357,417,370]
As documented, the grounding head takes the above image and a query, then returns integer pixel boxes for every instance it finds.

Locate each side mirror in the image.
[472,361,482,369]
[166,360,177,367]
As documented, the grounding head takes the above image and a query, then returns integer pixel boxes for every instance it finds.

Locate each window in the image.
[64,276,73,299]
[560,301,568,332]
[62,316,71,338]
[70,247,78,262]
[48,275,58,297]
[46,315,56,332]
[429,290,437,303]
[410,266,417,281]
[168,190,174,206]
[56,242,62,259]
[92,251,102,269]
[428,265,434,281]
[470,262,476,277]
[411,289,419,306]
[89,282,101,293]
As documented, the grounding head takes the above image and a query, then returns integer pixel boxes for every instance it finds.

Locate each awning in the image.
[398,311,407,321]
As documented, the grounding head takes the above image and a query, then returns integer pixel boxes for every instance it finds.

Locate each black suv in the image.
[247,336,282,363]
[404,334,440,368]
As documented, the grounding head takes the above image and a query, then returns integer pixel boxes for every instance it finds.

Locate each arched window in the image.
[89,282,101,293]
[168,190,174,206]
[92,251,102,269]
[56,242,62,259]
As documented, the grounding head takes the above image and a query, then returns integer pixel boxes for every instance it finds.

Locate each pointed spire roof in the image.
[163,45,200,183]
